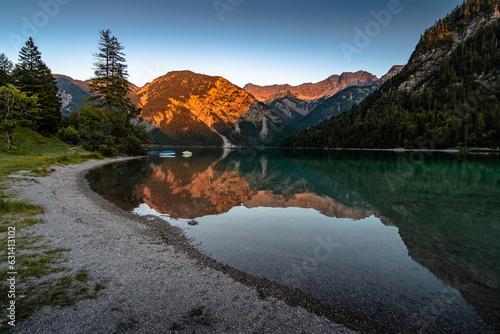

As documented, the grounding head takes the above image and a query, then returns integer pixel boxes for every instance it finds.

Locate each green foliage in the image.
[12,37,61,134]
[65,30,150,155]
[0,127,103,177]
[65,103,148,155]
[0,53,13,87]
[283,7,500,150]
[0,84,39,150]
[89,29,137,114]
[57,125,80,145]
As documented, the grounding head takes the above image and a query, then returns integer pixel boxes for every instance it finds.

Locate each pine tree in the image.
[0,53,13,87]
[67,30,147,155]
[12,37,61,133]
[89,30,135,114]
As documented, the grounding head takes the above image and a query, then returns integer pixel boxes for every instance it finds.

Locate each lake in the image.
[86,148,500,333]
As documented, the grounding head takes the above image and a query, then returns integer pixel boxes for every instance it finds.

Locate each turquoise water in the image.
[87,149,500,333]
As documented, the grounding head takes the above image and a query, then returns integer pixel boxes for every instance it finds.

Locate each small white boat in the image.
[159,151,176,158]
[182,151,192,157]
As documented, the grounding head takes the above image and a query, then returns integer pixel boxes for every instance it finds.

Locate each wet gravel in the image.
[7,158,391,333]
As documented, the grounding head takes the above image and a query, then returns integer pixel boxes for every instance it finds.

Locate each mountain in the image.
[380,65,405,81]
[136,70,296,147]
[265,91,310,126]
[245,67,404,129]
[282,0,500,149]
[244,70,379,102]
[54,74,140,116]
[54,75,92,116]
[300,86,375,129]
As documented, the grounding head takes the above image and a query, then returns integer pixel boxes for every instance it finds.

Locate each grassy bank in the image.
[0,127,103,177]
[0,128,105,332]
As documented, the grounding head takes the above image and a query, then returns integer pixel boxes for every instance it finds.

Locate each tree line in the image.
[0,30,148,154]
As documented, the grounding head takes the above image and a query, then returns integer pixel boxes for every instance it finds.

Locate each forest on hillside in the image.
[282,1,500,149]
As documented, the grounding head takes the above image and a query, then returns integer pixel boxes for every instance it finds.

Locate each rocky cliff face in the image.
[137,71,254,129]
[400,9,500,92]
[300,86,375,129]
[380,65,405,82]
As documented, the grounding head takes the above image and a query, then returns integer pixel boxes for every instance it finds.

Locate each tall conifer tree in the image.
[89,30,136,114]
[12,37,61,133]
[0,53,13,87]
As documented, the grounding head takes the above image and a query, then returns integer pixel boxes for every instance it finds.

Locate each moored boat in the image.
[159,151,176,158]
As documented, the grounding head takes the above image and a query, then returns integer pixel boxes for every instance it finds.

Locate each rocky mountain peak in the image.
[244,69,391,103]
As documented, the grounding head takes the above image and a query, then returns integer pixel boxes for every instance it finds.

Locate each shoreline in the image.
[282,147,500,154]
[147,145,500,155]
[7,158,392,333]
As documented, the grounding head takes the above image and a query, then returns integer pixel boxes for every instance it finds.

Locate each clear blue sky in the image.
[1,0,464,87]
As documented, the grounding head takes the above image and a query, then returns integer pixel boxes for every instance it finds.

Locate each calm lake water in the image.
[87,149,500,333]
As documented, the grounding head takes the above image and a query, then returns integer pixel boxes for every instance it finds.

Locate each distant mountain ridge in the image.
[244,70,380,102]
[245,66,404,129]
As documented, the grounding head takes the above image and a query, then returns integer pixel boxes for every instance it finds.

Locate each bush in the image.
[57,126,80,145]
[124,135,145,156]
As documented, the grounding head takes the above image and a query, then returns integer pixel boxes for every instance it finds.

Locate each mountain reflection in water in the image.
[86,149,499,333]
[135,153,385,222]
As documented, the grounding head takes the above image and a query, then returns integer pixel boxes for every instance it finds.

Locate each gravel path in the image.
[8,158,358,334]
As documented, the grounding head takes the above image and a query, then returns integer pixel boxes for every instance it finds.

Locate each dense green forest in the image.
[282,0,500,149]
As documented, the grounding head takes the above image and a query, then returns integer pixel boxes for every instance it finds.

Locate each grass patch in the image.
[0,214,106,331]
[0,127,103,177]
[0,128,107,331]
[0,197,43,217]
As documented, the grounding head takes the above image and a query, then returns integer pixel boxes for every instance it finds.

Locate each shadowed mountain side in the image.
[284,149,500,330]
[54,75,92,116]
[54,74,141,116]
[300,86,375,129]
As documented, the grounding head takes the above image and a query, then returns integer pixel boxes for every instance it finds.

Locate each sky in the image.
[1,0,465,88]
